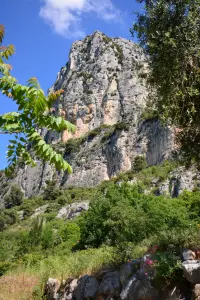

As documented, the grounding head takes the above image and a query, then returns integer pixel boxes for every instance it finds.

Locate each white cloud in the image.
[39,0,121,38]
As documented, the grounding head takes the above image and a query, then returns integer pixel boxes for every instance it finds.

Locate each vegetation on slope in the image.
[1,162,200,298]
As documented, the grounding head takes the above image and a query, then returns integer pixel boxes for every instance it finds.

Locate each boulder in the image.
[183,260,200,284]
[120,260,140,286]
[30,204,48,219]
[84,277,100,298]
[57,202,89,219]
[120,275,137,300]
[62,278,78,300]
[17,210,24,220]
[128,278,157,300]
[74,275,90,300]
[183,249,196,261]
[45,278,60,300]
[97,271,121,297]
[192,284,200,300]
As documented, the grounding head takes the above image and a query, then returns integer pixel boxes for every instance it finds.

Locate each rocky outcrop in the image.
[47,31,149,140]
[158,166,200,197]
[56,202,89,219]
[44,247,200,300]
[30,204,49,219]
[183,260,200,284]
[0,31,176,201]
[182,249,200,285]
[45,258,191,300]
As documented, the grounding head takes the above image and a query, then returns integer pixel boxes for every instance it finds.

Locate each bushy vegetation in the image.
[79,183,198,248]
[4,185,24,209]
[63,122,131,154]
[113,160,178,187]
[1,164,200,298]
[132,155,147,172]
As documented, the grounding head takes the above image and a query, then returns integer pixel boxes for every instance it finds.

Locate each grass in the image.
[2,228,198,299]
[0,273,39,300]
[22,246,118,280]
[0,246,118,300]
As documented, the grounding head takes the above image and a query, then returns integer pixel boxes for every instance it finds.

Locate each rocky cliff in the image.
[0,31,175,200]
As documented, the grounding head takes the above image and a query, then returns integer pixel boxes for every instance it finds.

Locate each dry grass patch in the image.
[0,273,39,300]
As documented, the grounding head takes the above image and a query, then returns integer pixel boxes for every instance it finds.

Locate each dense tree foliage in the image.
[79,183,192,248]
[132,0,200,164]
[0,25,75,175]
[4,185,24,209]
[1,180,200,281]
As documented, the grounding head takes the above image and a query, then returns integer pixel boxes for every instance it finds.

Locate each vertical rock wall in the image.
[0,31,175,199]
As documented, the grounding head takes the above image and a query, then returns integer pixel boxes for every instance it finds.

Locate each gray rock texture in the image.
[183,260,200,284]
[45,258,191,300]
[0,31,175,201]
[192,284,200,300]
[30,204,49,219]
[48,31,149,137]
[97,271,121,297]
[120,262,139,287]
[158,166,200,197]
[57,202,89,219]
[182,249,196,261]
[45,278,60,300]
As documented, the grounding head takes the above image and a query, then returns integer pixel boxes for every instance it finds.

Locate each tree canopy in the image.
[132,0,200,164]
[0,25,76,175]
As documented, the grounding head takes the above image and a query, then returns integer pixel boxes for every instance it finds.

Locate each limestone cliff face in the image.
[0,31,175,199]
[46,31,149,142]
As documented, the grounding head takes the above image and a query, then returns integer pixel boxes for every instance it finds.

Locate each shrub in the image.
[41,225,61,250]
[65,137,86,154]
[20,197,45,218]
[27,217,45,248]
[115,122,130,131]
[43,181,63,201]
[0,261,12,276]
[59,221,81,249]
[22,253,44,268]
[79,183,192,248]
[155,249,183,282]
[103,36,112,44]
[132,155,147,172]
[56,195,69,206]
[4,185,24,209]
[0,209,18,231]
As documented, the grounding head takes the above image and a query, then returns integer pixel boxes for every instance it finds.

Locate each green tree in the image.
[80,183,190,248]
[43,180,63,201]
[132,0,200,164]
[4,185,24,209]
[0,25,76,175]
[132,155,147,172]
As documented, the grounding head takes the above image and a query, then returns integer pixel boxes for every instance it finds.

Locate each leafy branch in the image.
[0,25,76,176]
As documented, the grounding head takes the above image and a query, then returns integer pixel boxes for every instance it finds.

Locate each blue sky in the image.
[0,0,142,169]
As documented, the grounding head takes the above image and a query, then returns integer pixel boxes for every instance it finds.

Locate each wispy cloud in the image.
[39,0,121,38]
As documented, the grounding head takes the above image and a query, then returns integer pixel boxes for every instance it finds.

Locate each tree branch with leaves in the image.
[132,0,200,165]
[0,25,76,176]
